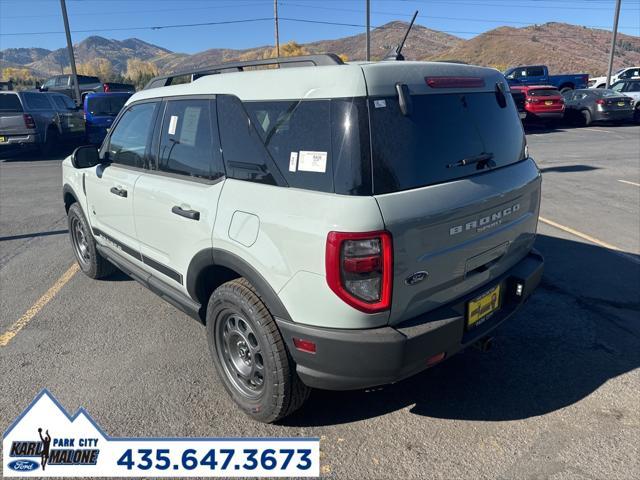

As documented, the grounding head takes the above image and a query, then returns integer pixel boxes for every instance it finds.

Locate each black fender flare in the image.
[62,184,79,211]
[187,248,292,322]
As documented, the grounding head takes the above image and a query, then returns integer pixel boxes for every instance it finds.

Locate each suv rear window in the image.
[87,95,130,116]
[529,88,561,97]
[370,92,525,194]
[0,94,23,112]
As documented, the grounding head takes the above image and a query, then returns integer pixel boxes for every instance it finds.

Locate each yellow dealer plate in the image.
[467,284,501,328]
[0,136,6,143]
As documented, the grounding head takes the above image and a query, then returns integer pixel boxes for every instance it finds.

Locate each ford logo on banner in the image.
[8,459,39,471]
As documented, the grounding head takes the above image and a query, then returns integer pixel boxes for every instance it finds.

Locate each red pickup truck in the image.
[511,85,565,122]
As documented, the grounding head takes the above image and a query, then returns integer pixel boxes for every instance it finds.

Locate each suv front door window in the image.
[107,102,158,168]
[85,101,159,255]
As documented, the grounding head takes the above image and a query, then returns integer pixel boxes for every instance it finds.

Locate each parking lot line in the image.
[618,179,640,187]
[0,263,79,347]
[539,216,639,265]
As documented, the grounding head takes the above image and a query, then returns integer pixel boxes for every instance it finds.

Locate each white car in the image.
[589,67,640,89]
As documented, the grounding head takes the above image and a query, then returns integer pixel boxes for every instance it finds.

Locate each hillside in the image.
[1,21,639,80]
[431,22,640,75]
[160,21,462,73]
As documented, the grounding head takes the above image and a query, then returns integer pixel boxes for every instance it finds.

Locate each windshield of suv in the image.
[529,88,561,97]
[87,95,130,116]
[370,92,525,194]
[0,93,23,112]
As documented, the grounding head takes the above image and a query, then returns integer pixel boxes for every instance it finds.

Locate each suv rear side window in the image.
[370,92,525,194]
[217,95,285,186]
[157,98,223,180]
[244,99,333,192]
[107,102,158,168]
[0,94,23,112]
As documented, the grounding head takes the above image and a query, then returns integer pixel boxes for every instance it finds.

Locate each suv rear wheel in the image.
[67,203,116,279]
[206,278,310,423]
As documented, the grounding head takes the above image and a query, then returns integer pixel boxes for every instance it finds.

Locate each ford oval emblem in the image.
[405,271,428,286]
[8,459,39,472]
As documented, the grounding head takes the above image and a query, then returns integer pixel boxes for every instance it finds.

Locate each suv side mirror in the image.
[71,145,101,169]
[39,86,48,92]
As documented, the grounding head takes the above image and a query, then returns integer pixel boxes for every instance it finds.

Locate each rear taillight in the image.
[425,76,485,88]
[326,231,392,313]
[596,99,605,105]
[103,83,110,92]
[23,113,36,129]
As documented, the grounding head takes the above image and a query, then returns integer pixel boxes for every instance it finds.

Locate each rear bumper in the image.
[277,250,544,391]
[526,111,564,120]
[593,109,634,122]
[0,133,40,146]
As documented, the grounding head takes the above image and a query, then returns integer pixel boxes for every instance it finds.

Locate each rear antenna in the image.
[383,10,419,61]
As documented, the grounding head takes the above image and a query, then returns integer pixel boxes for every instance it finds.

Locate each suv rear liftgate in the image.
[283,68,543,390]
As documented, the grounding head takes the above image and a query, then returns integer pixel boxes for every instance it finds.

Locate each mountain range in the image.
[2,21,639,79]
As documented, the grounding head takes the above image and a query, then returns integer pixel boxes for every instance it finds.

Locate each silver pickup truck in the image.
[0,91,85,156]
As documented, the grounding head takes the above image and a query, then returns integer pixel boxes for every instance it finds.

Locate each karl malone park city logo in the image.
[3,390,103,476]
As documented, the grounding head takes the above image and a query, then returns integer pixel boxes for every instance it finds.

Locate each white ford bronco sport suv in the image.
[62,54,544,422]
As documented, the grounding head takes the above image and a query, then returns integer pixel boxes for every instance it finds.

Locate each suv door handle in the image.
[110,187,127,197]
[172,206,200,221]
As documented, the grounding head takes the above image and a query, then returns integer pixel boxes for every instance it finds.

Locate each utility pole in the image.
[274,0,280,58]
[59,0,81,105]
[605,0,622,89]
[366,0,371,61]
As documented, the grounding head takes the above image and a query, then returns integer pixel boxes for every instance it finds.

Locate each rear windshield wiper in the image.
[447,152,494,169]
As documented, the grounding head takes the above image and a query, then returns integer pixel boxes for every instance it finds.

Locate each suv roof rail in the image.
[143,54,345,90]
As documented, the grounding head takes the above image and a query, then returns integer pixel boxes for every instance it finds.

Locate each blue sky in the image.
[0,0,639,53]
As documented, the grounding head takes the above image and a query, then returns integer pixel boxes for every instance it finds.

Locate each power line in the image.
[0,18,273,36]
[0,1,269,19]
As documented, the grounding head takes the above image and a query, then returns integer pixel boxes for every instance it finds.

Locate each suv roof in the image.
[133,59,504,104]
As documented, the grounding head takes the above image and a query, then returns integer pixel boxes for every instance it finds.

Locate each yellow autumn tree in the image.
[263,41,309,59]
[2,67,34,82]
[75,58,115,80]
[125,58,159,89]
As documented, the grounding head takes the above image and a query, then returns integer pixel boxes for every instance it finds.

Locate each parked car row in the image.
[39,74,134,102]
[511,78,640,126]
[0,90,132,156]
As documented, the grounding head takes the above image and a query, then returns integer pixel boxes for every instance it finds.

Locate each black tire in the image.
[634,106,640,124]
[40,127,58,158]
[560,86,573,94]
[67,203,116,279]
[206,278,310,423]
[582,109,592,127]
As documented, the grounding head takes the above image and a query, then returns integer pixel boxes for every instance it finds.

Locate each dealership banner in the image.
[3,390,319,477]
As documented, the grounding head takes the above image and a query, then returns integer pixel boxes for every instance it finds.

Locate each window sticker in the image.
[289,151,298,172]
[297,151,327,173]
[180,107,201,146]
[167,115,178,135]
[374,99,387,108]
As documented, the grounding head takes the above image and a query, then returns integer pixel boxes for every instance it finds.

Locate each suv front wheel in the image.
[206,278,310,423]
[67,203,116,279]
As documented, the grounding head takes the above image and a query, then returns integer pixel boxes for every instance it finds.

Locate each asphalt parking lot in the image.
[1,124,639,479]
